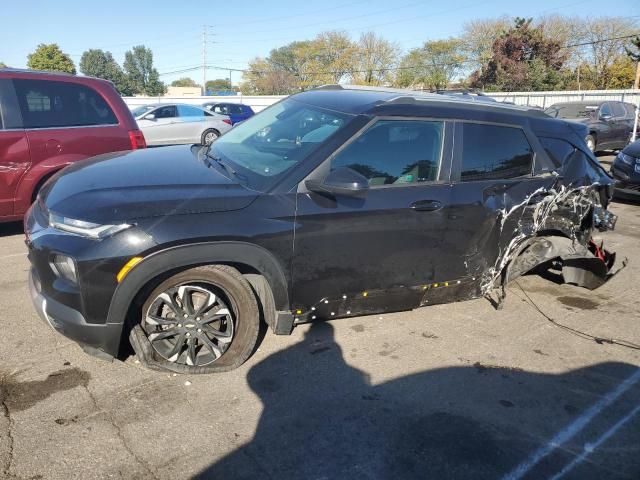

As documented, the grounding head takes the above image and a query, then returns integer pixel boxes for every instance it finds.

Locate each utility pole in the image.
[634,61,640,90]
[202,25,207,95]
[202,25,216,96]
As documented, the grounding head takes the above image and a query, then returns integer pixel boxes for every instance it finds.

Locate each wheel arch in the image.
[106,241,290,330]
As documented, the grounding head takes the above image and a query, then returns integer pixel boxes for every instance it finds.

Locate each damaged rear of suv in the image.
[25,85,622,374]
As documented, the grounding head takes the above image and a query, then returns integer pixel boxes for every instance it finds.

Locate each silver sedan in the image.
[132,103,233,146]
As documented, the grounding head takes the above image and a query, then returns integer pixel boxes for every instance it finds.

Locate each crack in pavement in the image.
[1,392,15,478]
[82,384,160,480]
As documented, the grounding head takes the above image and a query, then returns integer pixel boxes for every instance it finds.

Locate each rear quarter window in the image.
[13,78,118,128]
[460,123,533,181]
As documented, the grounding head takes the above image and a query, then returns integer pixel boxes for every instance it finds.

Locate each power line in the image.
[159,31,640,79]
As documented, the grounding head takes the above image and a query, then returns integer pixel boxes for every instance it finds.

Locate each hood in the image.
[622,139,640,158]
[563,117,591,126]
[41,145,258,223]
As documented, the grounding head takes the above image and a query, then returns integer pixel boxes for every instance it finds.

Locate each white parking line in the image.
[501,368,640,480]
[548,403,640,480]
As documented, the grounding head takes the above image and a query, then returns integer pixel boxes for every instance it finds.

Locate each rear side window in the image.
[624,104,637,117]
[460,123,533,181]
[177,105,206,117]
[539,137,575,168]
[229,104,243,115]
[331,120,444,186]
[212,104,229,115]
[13,79,117,128]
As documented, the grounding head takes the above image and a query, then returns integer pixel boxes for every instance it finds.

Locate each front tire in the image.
[585,134,596,153]
[131,265,260,374]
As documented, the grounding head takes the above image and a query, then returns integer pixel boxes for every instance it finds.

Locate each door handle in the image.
[410,200,442,212]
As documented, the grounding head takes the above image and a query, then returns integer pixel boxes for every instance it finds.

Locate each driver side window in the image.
[154,106,177,119]
[599,103,612,118]
[331,119,444,186]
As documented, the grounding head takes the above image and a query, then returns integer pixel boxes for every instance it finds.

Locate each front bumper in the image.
[29,269,122,360]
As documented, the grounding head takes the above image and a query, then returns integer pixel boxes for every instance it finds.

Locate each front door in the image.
[292,118,460,319]
[138,105,178,145]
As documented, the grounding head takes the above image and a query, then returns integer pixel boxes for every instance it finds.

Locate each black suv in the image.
[26,86,619,374]
[544,100,637,153]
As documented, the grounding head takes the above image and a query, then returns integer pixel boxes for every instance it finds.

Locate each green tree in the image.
[396,39,466,90]
[0,62,7,69]
[123,45,165,96]
[205,78,233,91]
[626,36,640,61]
[79,49,133,95]
[171,77,199,88]
[470,18,566,91]
[27,43,76,74]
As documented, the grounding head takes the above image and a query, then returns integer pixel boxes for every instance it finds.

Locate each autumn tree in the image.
[351,32,399,86]
[27,44,76,74]
[123,45,165,96]
[79,49,133,95]
[461,17,510,72]
[396,39,466,90]
[470,18,566,91]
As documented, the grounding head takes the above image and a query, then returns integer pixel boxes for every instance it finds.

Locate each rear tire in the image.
[202,129,220,145]
[130,265,260,374]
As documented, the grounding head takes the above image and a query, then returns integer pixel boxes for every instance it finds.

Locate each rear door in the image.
[0,78,29,218]
[176,105,210,143]
[446,121,555,288]
[609,102,631,147]
[292,118,459,317]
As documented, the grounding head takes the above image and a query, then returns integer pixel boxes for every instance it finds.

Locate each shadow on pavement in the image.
[196,321,640,480]
[0,221,22,238]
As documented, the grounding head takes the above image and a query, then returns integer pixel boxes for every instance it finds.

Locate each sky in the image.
[1,0,639,86]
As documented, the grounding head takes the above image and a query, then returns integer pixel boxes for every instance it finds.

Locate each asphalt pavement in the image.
[0,154,638,480]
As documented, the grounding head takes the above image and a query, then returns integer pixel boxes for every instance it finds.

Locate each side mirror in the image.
[144,113,156,121]
[305,166,369,198]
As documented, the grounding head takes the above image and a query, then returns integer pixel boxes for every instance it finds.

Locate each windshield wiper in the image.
[204,152,238,178]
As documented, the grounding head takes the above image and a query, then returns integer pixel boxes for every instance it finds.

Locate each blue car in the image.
[202,102,254,125]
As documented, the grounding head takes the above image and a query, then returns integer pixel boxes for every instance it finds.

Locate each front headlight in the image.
[618,152,638,166]
[49,213,131,239]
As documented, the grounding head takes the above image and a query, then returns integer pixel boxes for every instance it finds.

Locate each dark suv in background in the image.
[0,68,145,223]
[544,100,636,153]
[26,86,619,374]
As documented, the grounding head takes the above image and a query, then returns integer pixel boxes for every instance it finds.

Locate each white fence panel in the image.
[124,95,286,112]
[124,90,640,113]
[485,89,640,108]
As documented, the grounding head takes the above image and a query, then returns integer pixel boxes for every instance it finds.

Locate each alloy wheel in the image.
[143,284,235,366]
[204,131,218,145]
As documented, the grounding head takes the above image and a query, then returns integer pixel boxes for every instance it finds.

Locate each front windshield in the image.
[131,105,155,118]
[208,98,351,191]
[545,104,598,119]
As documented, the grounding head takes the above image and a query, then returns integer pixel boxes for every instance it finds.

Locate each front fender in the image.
[105,241,290,329]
